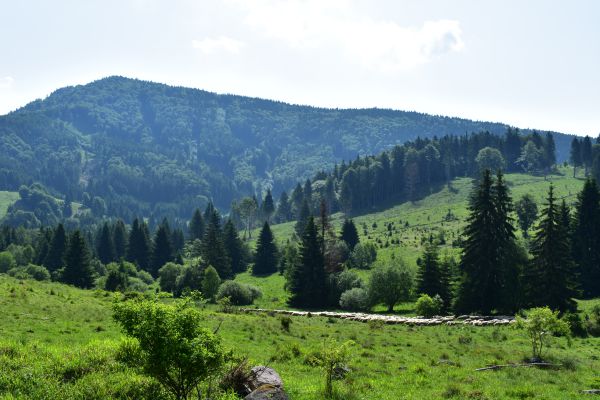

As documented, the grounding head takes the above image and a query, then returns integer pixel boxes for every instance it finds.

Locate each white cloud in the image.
[0,76,14,89]
[234,0,464,71]
[192,36,244,54]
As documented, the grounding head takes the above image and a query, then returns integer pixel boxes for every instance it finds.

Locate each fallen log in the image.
[476,362,561,371]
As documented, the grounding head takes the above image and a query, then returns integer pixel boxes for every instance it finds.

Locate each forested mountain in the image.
[0,76,576,224]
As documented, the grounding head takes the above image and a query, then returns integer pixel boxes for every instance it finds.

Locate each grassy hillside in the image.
[244,167,585,308]
[0,191,18,219]
[1,274,599,400]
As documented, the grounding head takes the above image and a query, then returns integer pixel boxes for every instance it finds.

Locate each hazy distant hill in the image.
[0,76,574,219]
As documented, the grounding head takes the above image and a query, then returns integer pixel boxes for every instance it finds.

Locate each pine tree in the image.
[62,230,94,288]
[303,179,313,207]
[171,228,185,256]
[151,222,174,276]
[201,208,232,279]
[526,185,578,312]
[223,219,247,274]
[44,223,67,272]
[287,217,327,309]
[97,222,116,265]
[290,183,304,217]
[188,209,205,241]
[253,221,279,275]
[275,191,292,222]
[454,170,518,315]
[340,219,359,251]
[35,227,52,266]
[570,138,582,177]
[112,220,128,260]
[416,242,450,307]
[582,136,593,176]
[126,218,151,272]
[295,200,311,237]
[261,189,275,222]
[543,132,556,170]
[572,178,600,297]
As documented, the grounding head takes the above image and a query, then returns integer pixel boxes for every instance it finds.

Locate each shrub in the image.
[113,298,225,400]
[514,307,570,361]
[280,316,292,332]
[339,288,369,311]
[7,264,50,281]
[0,251,17,273]
[415,294,443,317]
[368,260,413,312]
[216,281,261,306]
[158,262,185,293]
[201,266,221,302]
[348,242,377,269]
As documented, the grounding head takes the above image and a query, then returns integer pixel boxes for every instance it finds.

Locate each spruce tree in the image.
[97,222,116,265]
[455,170,518,315]
[201,208,232,279]
[526,185,578,312]
[188,209,205,241]
[416,242,450,307]
[62,230,94,288]
[572,178,600,297]
[112,220,128,260]
[151,222,174,276]
[253,221,278,275]
[570,138,582,177]
[295,200,311,237]
[35,227,52,266]
[287,217,327,309]
[126,218,151,272]
[261,189,275,222]
[223,219,247,274]
[340,219,359,251]
[44,223,67,272]
[276,191,292,222]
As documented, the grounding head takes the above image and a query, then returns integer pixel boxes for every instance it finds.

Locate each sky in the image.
[0,0,599,136]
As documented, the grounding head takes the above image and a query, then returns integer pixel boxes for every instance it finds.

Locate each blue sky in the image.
[0,0,599,136]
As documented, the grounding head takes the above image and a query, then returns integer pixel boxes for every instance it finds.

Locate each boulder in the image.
[245,386,289,400]
[247,366,284,391]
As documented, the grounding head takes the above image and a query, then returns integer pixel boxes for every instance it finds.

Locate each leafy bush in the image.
[368,260,413,312]
[347,242,377,269]
[158,262,184,293]
[339,288,369,311]
[0,251,17,273]
[514,307,570,361]
[216,281,262,305]
[201,266,221,302]
[415,294,443,317]
[7,264,50,281]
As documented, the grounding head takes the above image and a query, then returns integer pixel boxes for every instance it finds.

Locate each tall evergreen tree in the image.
[570,138,582,177]
[201,208,231,279]
[416,242,451,308]
[261,189,275,222]
[112,220,128,260]
[223,219,247,274]
[253,221,279,275]
[171,228,185,257]
[295,200,311,237]
[582,136,593,175]
[188,208,205,241]
[572,178,600,297]
[340,219,359,251]
[35,227,52,266]
[126,218,151,272]
[97,222,116,265]
[303,179,313,206]
[62,230,94,288]
[290,183,304,218]
[275,191,292,222]
[151,222,174,276]
[543,132,556,170]
[526,185,578,312]
[44,223,67,272]
[287,217,327,309]
[504,127,522,171]
[454,170,518,315]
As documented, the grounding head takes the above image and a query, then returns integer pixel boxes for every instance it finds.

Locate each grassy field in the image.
[0,275,599,399]
[240,167,586,309]
[0,191,18,219]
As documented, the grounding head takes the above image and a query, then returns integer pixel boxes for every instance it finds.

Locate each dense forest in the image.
[0,76,577,226]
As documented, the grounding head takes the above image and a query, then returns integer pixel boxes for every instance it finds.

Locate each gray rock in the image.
[248,366,284,391]
[245,386,289,400]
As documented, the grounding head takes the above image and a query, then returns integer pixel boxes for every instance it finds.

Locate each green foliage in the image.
[347,242,377,269]
[112,298,225,400]
[416,242,451,309]
[202,207,232,279]
[368,260,414,312]
[515,307,571,360]
[158,262,184,293]
[476,147,505,173]
[415,294,444,317]
[202,266,221,303]
[216,280,261,306]
[252,221,278,275]
[62,230,94,288]
[339,288,370,311]
[150,222,174,277]
[7,263,50,281]
[314,338,354,398]
[0,250,17,272]
[515,194,538,237]
[340,219,359,251]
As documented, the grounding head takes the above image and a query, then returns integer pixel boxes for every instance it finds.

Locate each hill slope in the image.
[0,76,575,220]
